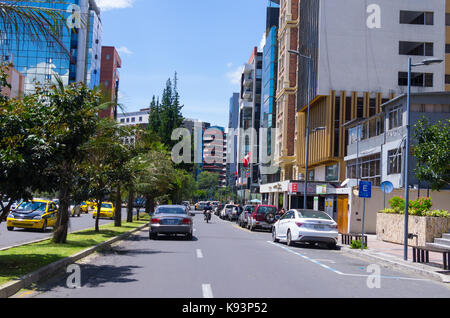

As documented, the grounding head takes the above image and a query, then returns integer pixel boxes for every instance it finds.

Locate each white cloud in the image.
[116,46,133,55]
[97,0,135,11]
[226,66,242,86]
[226,62,233,68]
[259,32,266,51]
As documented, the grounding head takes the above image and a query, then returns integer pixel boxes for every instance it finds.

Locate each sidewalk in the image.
[341,234,450,283]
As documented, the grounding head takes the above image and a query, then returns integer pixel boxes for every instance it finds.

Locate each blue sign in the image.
[359,181,372,198]
[380,181,394,194]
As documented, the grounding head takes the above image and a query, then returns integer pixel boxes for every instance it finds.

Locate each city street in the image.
[15,212,450,298]
[0,208,136,249]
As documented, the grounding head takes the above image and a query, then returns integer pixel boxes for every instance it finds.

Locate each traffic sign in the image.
[359,181,372,198]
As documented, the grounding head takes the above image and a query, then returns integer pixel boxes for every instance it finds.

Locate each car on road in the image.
[71,204,82,217]
[272,209,338,249]
[238,205,256,228]
[196,201,207,211]
[80,202,90,214]
[182,201,191,211]
[6,199,58,232]
[149,205,194,240]
[247,205,278,232]
[92,202,115,220]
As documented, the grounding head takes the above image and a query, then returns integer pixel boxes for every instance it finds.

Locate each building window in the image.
[399,41,433,56]
[139,117,143,122]
[389,106,403,130]
[400,11,434,25]
[126,118,130,123]
[131,117,135,123]
[446,75,450,85]
[446,44,450,54]
[106,54,111,60]
[369,98,377,117]
[357,97,364,119]
[347,154,381,186]
[120,119,125,123]
[388,149,403,175]
[398,72,433,87]
[446,13,450,26]
[326,164,339,182]
[308,170,315,182]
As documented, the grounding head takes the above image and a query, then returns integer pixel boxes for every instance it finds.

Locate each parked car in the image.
[220,204,236,220]
[149,205,194,240]
[79,202,89,214]
[6,199,58,232]
[214,203,224,216]
[272,209,338,249]
[196,201,207,211]
[247,205,278,232]
[238,205,256,228]
[92,202,115,220]
[182,201,191,211]
[71,204,82,217]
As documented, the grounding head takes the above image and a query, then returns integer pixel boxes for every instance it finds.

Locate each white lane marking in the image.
[267,241,430,281]
[196,249,203,259]
[202,284,214,298]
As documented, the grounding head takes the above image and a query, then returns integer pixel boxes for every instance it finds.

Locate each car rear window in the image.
[156,207,186,215]
[257,206,277,214]
[298,211,332,220]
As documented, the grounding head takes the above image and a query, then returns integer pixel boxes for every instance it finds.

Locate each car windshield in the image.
[156,207,186,215]
[16,201,47,213]
[257,206,277,214]
[102,203,112,209]
[246,206,255,212]
[225,205,235,209]
[298,211,332,220]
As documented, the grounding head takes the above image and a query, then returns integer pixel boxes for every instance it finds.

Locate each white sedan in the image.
[272,210,339,249]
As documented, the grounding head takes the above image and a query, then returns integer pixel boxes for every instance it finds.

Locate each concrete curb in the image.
[0,223,149,298]
[341,246,450,283]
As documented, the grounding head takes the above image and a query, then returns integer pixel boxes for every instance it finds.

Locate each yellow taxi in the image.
[79,202,89,214]
[6,199,58,232]
[92,202,115,219]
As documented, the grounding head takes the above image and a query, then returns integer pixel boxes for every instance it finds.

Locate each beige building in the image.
[274,0,299,183]
[1,62,24,99]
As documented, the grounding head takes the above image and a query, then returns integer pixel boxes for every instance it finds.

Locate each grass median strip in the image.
[0,215,150,286]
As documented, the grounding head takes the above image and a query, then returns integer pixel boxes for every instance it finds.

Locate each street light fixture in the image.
[288,49,312,209]
[403,57,443,261]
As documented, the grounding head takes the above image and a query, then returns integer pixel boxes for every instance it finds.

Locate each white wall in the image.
[318,0,446,97]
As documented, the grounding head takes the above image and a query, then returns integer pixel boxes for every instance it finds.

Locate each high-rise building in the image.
[0,0,102,94]
[183,118,211,179]
[260,1,280,190]
[203,126,227,187]
[291,0,449,210]
[227,93,239,187]
[100,46,121,119]
[236,47,263,201]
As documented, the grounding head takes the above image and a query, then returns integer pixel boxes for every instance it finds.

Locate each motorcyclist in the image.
[204,202,213,222]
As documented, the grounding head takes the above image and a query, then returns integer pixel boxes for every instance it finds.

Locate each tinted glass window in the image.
[298,211,332,220]
[102,203,113,209]
[156,207,186,215]
[257,206,277,214]
[16,202,47,213]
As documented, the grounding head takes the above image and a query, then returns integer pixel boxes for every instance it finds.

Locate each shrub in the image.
[409,197,432,216]
[350,240,367,249]
[388,197,405,212]
[425,210,450,218]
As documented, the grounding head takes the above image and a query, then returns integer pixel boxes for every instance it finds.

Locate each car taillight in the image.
[182,218,191,225]
[330,224,338,229]
[151,218,159,224]
[296,222,304,228]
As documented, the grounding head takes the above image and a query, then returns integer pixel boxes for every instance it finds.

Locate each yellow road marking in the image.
[232,224,252,233]
[17,290,35,298]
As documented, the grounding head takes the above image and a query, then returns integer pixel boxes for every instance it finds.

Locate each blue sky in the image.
[98,0,269,128]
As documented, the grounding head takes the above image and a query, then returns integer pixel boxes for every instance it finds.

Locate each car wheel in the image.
[149,232,157,240]
[328,242,337,250]
[286,230,293,247]
[186,233,193,241]
[41,220,47,233]
[272,228,279,243]
[7,227,14,231]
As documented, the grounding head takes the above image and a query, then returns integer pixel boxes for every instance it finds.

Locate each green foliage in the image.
[380,196,448,218]
[350,240,367,250]
[413,118,450,191]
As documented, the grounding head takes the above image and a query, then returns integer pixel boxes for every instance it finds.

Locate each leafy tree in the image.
[413,118,450,191]
[197,171,220,200]
[39,80,103,243]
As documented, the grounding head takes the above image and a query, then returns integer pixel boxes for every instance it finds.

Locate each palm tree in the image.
[0,1,69,54]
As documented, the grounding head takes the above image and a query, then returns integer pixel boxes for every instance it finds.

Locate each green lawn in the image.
[0,214,149,286]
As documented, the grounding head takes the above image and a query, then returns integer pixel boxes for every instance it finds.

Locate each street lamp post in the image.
[403,57,443,261]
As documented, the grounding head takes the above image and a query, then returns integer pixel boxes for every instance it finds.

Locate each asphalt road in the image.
[0,208,137,249]
[14,212,450,298]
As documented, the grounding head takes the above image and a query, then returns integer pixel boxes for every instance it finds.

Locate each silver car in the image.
[150,205,194,240]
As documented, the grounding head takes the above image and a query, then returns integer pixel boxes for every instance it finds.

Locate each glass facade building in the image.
[0,0,102,94]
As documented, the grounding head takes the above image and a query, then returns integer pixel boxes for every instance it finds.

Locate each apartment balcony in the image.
[240,100,252,111]
[243,76,253,87]
[243,63,253,75]
[242,89,253,100]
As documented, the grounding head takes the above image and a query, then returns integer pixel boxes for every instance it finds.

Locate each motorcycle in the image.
[204,210,212,223]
